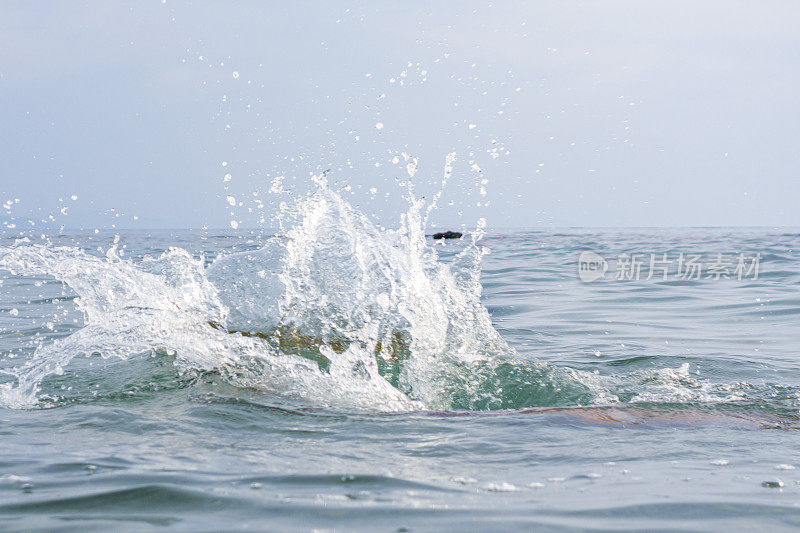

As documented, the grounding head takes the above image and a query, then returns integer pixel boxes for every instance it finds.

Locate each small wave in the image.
[1,178,795,413]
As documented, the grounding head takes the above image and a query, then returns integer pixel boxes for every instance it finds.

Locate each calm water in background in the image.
[1,227,800,531]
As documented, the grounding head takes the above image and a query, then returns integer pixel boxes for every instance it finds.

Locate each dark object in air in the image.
[432,231,463,240]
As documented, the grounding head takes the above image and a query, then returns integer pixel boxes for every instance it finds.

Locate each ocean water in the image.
[1,187,800,531]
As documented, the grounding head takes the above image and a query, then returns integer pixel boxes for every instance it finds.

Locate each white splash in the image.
[0,175,508,411]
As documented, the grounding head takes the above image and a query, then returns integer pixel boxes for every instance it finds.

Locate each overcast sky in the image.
[2,1,799,231]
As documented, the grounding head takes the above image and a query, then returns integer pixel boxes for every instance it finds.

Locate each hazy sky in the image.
[2,1,799,231]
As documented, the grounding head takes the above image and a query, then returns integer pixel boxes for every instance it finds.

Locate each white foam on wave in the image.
[0,171,510,411]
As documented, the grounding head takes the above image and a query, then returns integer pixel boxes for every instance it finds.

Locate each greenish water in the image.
[2,226,800,531]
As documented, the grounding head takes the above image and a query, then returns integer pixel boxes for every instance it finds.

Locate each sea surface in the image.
[2,217,800,530]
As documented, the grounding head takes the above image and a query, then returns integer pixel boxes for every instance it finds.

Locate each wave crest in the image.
[0,183,510,410]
